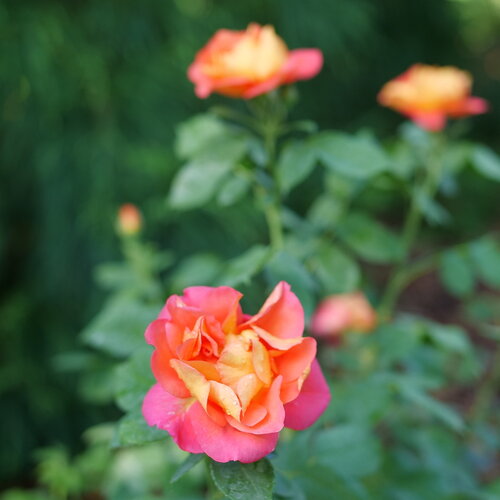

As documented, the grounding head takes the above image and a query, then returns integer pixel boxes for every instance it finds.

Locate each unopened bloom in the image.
[117,204,142,236]
[310,293,376,339]
[188,24,323,99]
[143,282,330,463]
[378,64,488,131]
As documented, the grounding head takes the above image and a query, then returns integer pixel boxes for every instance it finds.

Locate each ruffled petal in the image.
[275,337,317,403]
[182,286,243,332]
[142,384,202,453]
[281,49,323,84]
[147,321,190,398]
[244,282,304,339]
[189,403,279,463]
[451,96,489,117]
[284,360,330,430]
[409,111,447,132]
[228,375,285,435]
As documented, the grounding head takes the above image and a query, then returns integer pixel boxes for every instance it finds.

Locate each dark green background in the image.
[1,0,499,485]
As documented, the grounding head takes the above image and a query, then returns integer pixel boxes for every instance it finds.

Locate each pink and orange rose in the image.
[378,64,488,131]
[188,24,323,99]
[310,292,377,339]
[142,282,330,463]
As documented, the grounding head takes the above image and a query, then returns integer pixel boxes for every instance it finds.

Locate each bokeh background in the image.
[2,0,500,488]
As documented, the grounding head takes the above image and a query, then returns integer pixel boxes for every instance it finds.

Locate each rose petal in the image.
[244,282,304,339]
[209,381,242,421]
[281,49,323,84]
[228,375,285,435]
[409,111,447,132]
[453,96,489,117]
[142,384,202,453]
[275,337,317,383]
[182,286,243,330]
[147,321,190,398]
[170,359,210,410]
[189,403,279,463]
[236,373,262,413]
[252,326,303,350]
[284,360,330,430]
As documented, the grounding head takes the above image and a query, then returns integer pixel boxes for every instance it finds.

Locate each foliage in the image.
[2,0,500,498]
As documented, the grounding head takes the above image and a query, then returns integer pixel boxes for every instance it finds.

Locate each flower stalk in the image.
[378,135,444,320]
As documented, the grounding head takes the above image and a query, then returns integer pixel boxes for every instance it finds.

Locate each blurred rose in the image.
[310,292,376,339]
[378,64,488,131]
[117,204,142,236]
[143,282,330,463]
[188,23,323,99]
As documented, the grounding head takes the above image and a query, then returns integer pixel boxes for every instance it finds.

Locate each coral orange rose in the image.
[310,292,376,339]
[378,64,488,131]
[188,24,323,99]
[117,203,142,236]
[142,282,330,463]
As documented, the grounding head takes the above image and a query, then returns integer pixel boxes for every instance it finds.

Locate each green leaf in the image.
[469,236,500,289]
[439,249,475,298]
[277,139,317,193]
[216,245,271,288]
[307,195,344,230]
[265,251,316,318]
[324,171,356,200]
[389,142,418,179]
[313,424,381,477]
[373,320,422,366]
[169,253,223,292]
[175,113,228,160]
[400,122,432,156]
[82,295,161,358]
[329,376,393,424]
[396,380,464,432]
[337,212,403,263]
[423,321,470,355]
[209,458,274,500]
[313,131,390,179]
[273,472,306,500]
[170,453,204,484]
[115,409,166,446]
[169,160,233,210]
[311,243,360,294]
[465,294,500,324]
[95,262,136,290]
[217,173,251,206]
[442,142,472,175]
[169,134,249,210]
[472,145,500,182]
[114,346,154,412]
[415,190,450,226]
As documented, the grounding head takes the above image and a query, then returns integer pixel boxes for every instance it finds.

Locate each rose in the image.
[142,282,330,463]
[116,203,142,236]
[378,64,488,131]
[310,292,376,339]
[188,23,323,99]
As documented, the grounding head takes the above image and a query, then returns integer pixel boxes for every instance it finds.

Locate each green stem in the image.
[471,346,500,422]
[378,192,425,320]
[378,136,443,321]
[382,228,500,316]
[264,200,284,251]
[260,102,285,252]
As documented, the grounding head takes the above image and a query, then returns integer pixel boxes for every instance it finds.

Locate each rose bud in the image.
[117,203,142,236]
[310,292,377,339]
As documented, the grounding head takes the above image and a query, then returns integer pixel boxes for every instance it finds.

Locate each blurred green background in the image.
[1,0,500,488]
